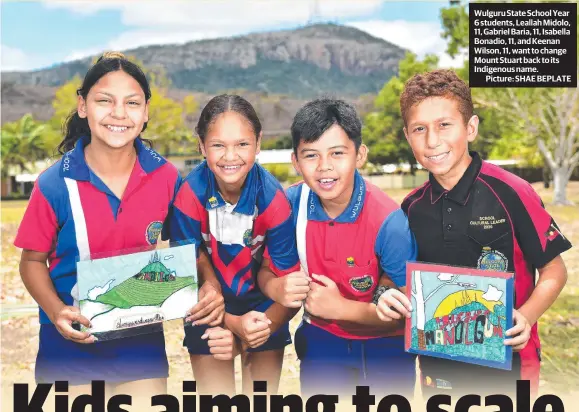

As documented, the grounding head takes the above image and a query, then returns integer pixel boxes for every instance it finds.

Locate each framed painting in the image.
[77,243,197,341]
[405,262,514,370]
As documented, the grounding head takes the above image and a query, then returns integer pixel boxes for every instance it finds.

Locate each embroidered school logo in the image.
[545,222,565,242]
[349,275,373,292]
[243,229,253,247]
[208,196,219,208]
[346,257,355,267]
[477,246,508,272]
[146,221,163,245]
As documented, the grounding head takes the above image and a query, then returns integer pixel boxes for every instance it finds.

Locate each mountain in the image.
[2,23,406,98]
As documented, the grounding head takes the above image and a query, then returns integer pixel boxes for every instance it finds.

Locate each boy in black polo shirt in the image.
[376,69,571,397]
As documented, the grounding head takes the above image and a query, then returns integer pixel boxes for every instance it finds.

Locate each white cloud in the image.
[1,45,29,71]
[44,0,383,30]
[0,44,55,71]
[46,0,382,64]
[482,285,503,302]
[88,279,114,300]
[438,273,453,281]
[347,20,466,68]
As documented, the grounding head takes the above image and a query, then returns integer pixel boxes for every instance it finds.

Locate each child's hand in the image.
[376,289,413,321]
[186,282,225,326]
[52,305,95,344]
[238,311,272,348]
[504,310,531,351]
[274,270,311,308]
[202,326,235,361]
[304,274,345,320]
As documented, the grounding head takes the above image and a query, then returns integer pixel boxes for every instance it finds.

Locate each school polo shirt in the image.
[402,152,572,382]
[14,136,181,324]
[169,161,300,311]
[286,171,418,339]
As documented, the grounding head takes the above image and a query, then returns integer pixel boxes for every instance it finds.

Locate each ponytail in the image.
[57,111,91,155]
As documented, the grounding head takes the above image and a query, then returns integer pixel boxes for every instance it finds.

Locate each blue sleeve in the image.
[161,173,183,242]
[165,180,204,258]
[264,191,300,276]
[375,208,417,288]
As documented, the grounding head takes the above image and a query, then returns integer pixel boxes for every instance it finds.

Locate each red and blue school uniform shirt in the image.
[286,171,418,340]
[402,151,572,391]
[14,136,181,324]
[168,161,300,312]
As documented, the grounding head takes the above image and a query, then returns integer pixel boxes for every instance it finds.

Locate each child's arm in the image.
[168,183,226,328]
[503,183,572,351]
[505,255,568,350]
[20,250,94,343]
[185,248,225,326]
[304,274,403,331]
[520,255,567,325]
[258,258,310,308]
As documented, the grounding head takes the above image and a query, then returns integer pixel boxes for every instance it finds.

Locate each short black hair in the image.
[290,98,362,154]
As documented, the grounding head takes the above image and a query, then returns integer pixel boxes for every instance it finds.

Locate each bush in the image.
[263,163,290,182]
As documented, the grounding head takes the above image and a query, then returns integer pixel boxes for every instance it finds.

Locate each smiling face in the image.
[404,96,478,187]
[77,70,148,150]
[200,111,261,193]
[292,124,367,209]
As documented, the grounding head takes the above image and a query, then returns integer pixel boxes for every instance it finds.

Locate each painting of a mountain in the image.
[77,244,197,341]
[405,262,514,370]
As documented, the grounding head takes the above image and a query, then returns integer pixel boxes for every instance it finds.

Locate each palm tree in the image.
[1,114,50,178]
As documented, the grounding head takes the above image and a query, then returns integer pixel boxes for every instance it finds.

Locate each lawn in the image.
[2,182,578,409]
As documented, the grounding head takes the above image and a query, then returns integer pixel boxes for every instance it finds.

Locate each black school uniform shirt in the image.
[401,152,571,389]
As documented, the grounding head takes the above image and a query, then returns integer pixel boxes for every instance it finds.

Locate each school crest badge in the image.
[146,221,163,245]
[349,275,373,292]
[477,246,508,272]
[208,196,219,208]
[346,257,355,267]
[243,229,253,247]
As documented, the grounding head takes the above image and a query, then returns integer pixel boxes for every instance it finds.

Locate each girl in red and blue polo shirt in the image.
[14,53,231,396]
[168,94,301,394]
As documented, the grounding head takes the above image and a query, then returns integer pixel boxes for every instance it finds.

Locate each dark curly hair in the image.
[400,69,473,127]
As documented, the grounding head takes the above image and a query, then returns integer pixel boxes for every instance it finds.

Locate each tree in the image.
[362,53,439,171]
[1,114,50,178]
[440,1,579,204]
[412,271,476,349]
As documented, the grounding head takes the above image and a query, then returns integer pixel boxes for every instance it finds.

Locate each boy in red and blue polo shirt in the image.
[398,69,571,397]
[260,98,418,397]
[14,135,180,384]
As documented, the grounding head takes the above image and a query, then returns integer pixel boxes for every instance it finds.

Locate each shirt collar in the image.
[204,162,259,216]
[59,135,166,181]
[429,151,482,205]
[307,170,366,223]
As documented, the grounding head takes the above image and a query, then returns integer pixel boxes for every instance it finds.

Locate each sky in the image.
[1,0,463,72]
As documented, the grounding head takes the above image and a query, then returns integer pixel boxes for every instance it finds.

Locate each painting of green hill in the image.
[95,277,196,309]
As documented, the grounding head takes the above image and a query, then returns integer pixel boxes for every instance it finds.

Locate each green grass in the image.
[1,200,28,224]
[95,276,196,308]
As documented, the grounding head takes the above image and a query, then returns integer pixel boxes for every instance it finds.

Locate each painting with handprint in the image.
[405,262,514,370]
[77,243,198,341]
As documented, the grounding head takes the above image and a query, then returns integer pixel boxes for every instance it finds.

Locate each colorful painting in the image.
[77,243,197,340]
[405,262,514,370]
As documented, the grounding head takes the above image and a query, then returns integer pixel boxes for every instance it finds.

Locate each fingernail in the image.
[191,321,197,326]
[201,334,208,339]
[93,336,98,342]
